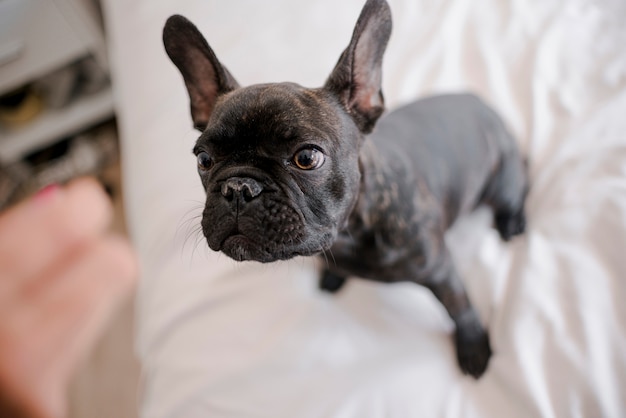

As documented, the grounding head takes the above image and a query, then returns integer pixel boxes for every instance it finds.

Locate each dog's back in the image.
[369,93,526,229]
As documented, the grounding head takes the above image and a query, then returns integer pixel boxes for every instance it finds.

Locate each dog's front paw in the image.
[495,210,526,241]
[319,270,347,293]
[454,327,492,379]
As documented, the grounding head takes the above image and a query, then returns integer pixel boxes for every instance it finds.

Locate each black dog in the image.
[163,0,527,378]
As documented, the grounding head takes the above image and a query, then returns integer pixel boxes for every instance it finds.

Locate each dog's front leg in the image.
[319,269,347,293]
[419,245,492,378]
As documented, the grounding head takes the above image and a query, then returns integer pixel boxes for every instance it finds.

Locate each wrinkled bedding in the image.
[102,0,626,416]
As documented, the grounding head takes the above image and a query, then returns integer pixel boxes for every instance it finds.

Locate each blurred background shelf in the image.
[0,0,110,163]
[0,0,96,94]
[0,87,114,162]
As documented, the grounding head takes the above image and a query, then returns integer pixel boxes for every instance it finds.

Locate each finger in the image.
[0,178,112,285]
[32,234,137,376]
[0,235,138,418]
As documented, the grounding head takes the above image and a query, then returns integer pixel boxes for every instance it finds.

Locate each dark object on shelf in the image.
[34,56,110,110]
[0,121,118,210]
[0,85,43,127]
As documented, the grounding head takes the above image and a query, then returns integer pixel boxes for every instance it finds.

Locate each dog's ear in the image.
[163,15,239,131]
[324,0,392,134]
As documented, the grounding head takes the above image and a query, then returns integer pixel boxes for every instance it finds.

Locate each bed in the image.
[101,0,626,416]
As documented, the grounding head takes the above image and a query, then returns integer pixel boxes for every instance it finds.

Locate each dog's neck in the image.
[345,138,396,232]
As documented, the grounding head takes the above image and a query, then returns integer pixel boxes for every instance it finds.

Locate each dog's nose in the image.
[220,177,263,202]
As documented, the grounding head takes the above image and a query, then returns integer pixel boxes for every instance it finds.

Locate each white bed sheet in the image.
[102,0,626,416]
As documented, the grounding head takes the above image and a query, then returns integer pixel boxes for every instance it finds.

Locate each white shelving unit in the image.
[0,0,113,163]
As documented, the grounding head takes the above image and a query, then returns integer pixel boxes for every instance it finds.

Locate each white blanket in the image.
[102,0,626,416]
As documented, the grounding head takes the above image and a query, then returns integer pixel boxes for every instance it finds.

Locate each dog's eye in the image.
[197,152,213,171]
[293,148,325,170]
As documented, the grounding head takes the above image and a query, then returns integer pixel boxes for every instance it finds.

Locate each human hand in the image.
[0,178,138,418]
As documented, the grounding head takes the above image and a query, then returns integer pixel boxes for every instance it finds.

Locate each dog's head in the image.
[163,0,391,262]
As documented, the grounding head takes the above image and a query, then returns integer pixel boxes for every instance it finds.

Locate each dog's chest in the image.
[326,206,427,282]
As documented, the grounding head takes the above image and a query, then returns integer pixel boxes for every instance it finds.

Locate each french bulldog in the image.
[163,0,528,378]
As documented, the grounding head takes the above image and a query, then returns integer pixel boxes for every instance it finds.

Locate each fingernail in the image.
[34,183,60,204]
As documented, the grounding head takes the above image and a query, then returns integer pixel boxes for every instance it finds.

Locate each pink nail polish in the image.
[34,183,60,203]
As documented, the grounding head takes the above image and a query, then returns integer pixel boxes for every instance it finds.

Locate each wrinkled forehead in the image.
[205,83,341,144]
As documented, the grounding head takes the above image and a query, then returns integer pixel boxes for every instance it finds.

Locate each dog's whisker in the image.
[321,248,329,269]
[176,205,204,249]
[346,229,356,244]
[190,228,206,262]
[328,248,336,267]
[181,223,203,254]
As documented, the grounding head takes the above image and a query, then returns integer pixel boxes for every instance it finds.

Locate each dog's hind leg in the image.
[482,149,529,241]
